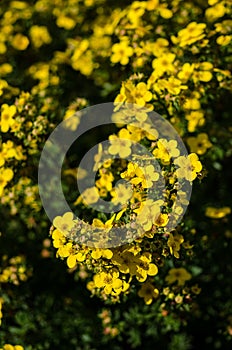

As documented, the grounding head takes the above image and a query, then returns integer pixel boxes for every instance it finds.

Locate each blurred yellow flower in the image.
[173,22,206,47]
[186,111,205,132]
[187,133,212,155]
[205,2,226,21]
[205,206,231,219]
[81,187,100,205]
[56,16,76,30]
[29,25,52,48]
[216,35,231,46]
[165,267,192,285]
[0,168,14,196]
[152,53,176,75]
[11,33,29,50]
[138,282,159,304]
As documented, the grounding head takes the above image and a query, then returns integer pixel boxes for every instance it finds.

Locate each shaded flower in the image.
[138,282,159,304]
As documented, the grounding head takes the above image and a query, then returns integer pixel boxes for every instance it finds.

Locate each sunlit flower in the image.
[0,104,17,133]
[94,270,122,294]
[174,153,202,181]
[111,40,133,65]
[108,135,132,158]
[130,164,159,188]
[53,212,75,236]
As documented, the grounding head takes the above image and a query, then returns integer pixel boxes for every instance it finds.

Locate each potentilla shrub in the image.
[0,0,231,349]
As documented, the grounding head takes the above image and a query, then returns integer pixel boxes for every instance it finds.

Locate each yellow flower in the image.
[56,16,76,30]
[138,282,159,305]
[158,77,188,95]
[11,33,29,50]
[115,81,152,107]
[167,233,184,258]
[159,5,173,19]
[216,35,231,46]
[165,267,191,286]
[52,229,66,249]
[111,183,132,205]
[0,168,14,196]
[92,215,115,230]
[2,345,14,350]
[94,271,122,294]
[10,1,28,9]
[72,49,95,76]
[154,213,169,227]
[53,212,75,236]
[186,111,205,132]
[0,80,8,96]
[96,169,114,192]
[205,2,226,21]
[187,133,212,155]
[2,346,23,350]
[111,40,133,65]
[183,92,201,110]
[205,206,231,219]
[112,250,138,274]
[136,253,158,282]
[136,200,163,231]
[0,63,13,76]
[91,248,113,260]
[173,22,206,47]
[108,135,132,158]
[150,38,169,57]
[152,53,176,76]
[29,25,52,48]
[174,153,202,181]
[57,242,73,258]
[67,254,77,269]
[193,62,213,83]
[121,162,138,180]
[131,82,153,106]
[146,0,159,11]
[153,139,180,164]
[68,249,88,264]
[80,186,99,205]
[0,104,17,133]
[215,20,232,34]
[1,141,25,161]
[130,164,159,188]
[178,63,195,82]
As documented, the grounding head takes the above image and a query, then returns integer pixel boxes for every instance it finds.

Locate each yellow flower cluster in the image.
[51,101,203,302]
[0,0,231,315]
[0,256,31,285]
[0,346,24,350]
